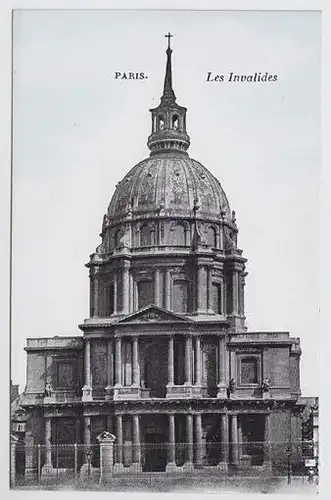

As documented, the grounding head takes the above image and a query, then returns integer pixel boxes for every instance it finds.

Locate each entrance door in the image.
[143,433,167,472]
[240,414,265,465]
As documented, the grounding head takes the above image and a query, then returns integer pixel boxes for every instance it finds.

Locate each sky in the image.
[11,9,320,396]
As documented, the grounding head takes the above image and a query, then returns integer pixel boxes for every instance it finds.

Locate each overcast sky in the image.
[12,9,320,396]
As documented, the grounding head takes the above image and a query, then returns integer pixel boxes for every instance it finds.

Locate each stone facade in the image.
[20,39,311,478]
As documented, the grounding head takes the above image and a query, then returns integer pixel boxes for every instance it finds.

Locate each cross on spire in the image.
[165,32,173,50]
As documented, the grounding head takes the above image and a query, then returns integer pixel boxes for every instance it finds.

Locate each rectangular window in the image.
[56,361,74,388]
[239,355,260,385]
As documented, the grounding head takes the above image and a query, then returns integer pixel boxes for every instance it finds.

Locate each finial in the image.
[165,32,173,50]
[162,33,176,103]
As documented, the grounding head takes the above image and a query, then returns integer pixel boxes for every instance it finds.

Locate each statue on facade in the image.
[44,383,52,398]
[262,377,270,392]
[227,378,236,398]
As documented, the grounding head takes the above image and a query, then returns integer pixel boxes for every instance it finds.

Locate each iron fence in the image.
[11,440,319,489]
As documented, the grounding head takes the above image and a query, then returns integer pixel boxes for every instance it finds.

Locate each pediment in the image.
[117,305,191,324]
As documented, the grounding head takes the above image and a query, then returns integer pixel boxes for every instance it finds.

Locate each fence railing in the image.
[12,440,319,488]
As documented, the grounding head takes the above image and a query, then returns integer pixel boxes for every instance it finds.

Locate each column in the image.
[220,413,229,467]
[186,414,194,465]
[115,336,122,386]
[185,334,192,385]
[154,268,161,306]
[132,336,140,386]
[195,336,202,386]
[129,272,134,313]
[232,270,239,315]
[195,414,203,466]
[93,276,99,317]
[84,340,91,387]
[122,264,130,315]
[264,413,271,464]
[217,335,227,397]
[113,273,118,315]
[132,415,141,465]
[207,266,213,312]
[105,339,113,399]
[168,335,174,385]
[44,417,52,468]
[82,339,92,400]
[165,269,171,310]
[167,414,176,466]
[115,415,123,467]
[196,265,205,312]
[231,414,239,465]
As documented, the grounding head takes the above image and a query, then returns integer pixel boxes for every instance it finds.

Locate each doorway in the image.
[143,432,167,472]
[240,414,265,466]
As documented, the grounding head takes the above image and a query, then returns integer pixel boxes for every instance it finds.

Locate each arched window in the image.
[172,115,179,130]
[140,223,154,247]
[240,357,258,384]
[206,226,217,248]
[158,115,165,130]
[212,283,222,314]
[171,223,186,246]
[173,280,188,313]
[137,280,153,309]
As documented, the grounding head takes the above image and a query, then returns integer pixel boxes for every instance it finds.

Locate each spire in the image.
[147,34,190,155]
[162,32,176,103]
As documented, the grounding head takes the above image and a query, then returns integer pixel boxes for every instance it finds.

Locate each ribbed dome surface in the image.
[108,154,231,221]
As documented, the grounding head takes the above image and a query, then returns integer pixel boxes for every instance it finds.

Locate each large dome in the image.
[108,153,231,222]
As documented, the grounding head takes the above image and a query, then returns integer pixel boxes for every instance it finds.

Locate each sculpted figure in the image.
[262,377,270,392]
[44,383,52,398]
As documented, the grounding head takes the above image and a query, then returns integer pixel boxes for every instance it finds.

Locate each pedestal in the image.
[82,385,93,401]
[166,384,195,399]
[217,384,227,398]
[105,385,114,401]
[114,386,141,400]
[97,431,116,483]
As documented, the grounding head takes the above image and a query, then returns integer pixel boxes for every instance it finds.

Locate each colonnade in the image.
[82,332,229,399]
[41,412,271,472]
[91,262,245,319]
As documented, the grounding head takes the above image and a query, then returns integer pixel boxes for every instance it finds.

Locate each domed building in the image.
[20,37,309,481]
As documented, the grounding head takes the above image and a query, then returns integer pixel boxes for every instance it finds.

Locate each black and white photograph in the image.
[9,8,320,494]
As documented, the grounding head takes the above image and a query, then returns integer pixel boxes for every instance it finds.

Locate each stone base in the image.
[182,462,194,472]
[218,461,228,471]
[82,385,93,401]
[41,464,55,477]
[105,385,114,401]
[129,462,142,472]
[113,463,125,473]
[166,384,196,399]
[262,392,271,399]
[165,462,178,473]
[217,385,228,398]
[114,386,142,400]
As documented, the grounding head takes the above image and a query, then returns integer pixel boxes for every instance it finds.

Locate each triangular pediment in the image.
[117,305,191,324]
